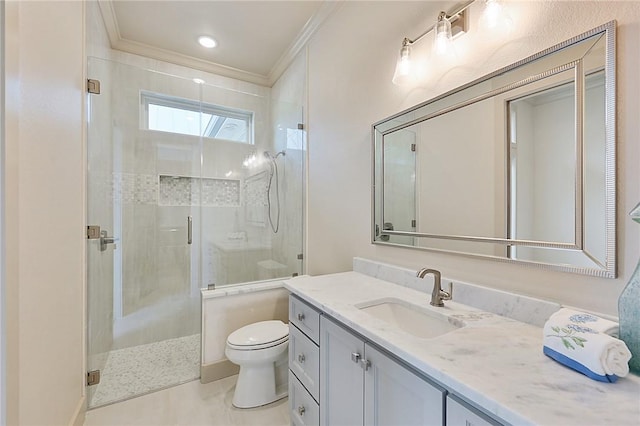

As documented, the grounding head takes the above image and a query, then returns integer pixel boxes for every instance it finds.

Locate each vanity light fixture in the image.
[391,38,413,85]
[392,0,472,85]
[198,35,217,48]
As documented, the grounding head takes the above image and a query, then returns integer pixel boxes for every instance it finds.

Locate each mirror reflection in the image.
[373,22,615,277]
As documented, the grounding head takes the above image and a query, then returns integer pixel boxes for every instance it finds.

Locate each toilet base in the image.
[232,362,287,408]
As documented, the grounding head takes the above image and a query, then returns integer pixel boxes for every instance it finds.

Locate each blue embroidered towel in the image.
[543,308,632,383]
[547,308,620,337]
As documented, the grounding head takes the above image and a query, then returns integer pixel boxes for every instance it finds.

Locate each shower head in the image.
[263,150,286,160]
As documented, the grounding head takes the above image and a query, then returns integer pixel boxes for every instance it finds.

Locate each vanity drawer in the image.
[289,321,320,401]
[290,295,320,343]
[289,372,320,426]
[446,395,502,426]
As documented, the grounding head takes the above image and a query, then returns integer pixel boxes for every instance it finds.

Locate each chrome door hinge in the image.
[87,79,101,94]
[411,143,416,152]
[411,219,417,228]
[87,370,101,386]
[297,123,304,130]
[87,225,101,239]
[297,253,304,260]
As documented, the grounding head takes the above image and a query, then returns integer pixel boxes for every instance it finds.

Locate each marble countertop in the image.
[284,272,640,426]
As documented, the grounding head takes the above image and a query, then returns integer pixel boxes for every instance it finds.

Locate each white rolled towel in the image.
[543,309,632,382]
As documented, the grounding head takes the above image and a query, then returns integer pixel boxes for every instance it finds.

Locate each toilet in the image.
[225,320,289,408]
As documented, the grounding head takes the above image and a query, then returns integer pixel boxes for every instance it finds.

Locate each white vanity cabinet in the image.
[320,315,445,426]
[289,293,503,426]
[289,295,321,426]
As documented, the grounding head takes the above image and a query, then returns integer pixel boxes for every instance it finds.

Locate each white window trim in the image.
[140,91,254,144]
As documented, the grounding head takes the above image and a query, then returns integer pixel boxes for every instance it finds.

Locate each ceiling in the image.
[98,0,333,86]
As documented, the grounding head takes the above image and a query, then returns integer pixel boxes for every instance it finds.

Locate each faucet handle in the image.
[441,282,453,301]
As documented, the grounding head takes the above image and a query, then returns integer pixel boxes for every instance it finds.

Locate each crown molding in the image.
[115,38,270,86]
[97,0,338,87]
[267,1,342,86]
[97,0,121,46]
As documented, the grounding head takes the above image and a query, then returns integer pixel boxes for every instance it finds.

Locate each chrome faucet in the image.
[416,268,452,307]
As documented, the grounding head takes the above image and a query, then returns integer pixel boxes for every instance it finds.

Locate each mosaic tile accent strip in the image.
[89,334,200,408]
[112,173,158,205]
[202,178,241,206]
[159,175,240,207]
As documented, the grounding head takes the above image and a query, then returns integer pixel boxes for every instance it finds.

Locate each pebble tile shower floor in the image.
[90,334,200,407]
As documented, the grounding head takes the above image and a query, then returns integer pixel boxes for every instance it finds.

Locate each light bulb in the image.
[434,12,453,56]
[397,45,411,75]
[198,36,217,48]
[482,0,513,32]
[484,0,502,29]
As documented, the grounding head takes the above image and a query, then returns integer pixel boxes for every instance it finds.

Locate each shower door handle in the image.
[99,230,117,251]
[187,216,193,245]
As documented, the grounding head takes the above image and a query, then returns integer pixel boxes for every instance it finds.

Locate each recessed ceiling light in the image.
[193,78,205,85]
[198,36,217,48]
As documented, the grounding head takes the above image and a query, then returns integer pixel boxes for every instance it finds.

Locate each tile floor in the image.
[84,376,290,426]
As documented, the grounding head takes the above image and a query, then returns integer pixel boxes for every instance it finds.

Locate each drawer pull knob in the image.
[297,313,305,321]
[298,405,306,416]
[298,353,306,363]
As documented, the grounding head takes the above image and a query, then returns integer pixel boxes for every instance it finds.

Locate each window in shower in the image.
[141,91,254,144]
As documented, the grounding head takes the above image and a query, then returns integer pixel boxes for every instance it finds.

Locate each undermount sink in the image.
[356,298,463,339]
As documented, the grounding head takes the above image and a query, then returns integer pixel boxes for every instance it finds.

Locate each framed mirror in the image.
[372,22,616,278]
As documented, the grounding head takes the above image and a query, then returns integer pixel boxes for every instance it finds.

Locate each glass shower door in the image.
[86,58,203,408]
[200,89,305,288]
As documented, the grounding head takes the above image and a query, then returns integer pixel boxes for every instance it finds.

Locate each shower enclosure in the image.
[86,57,304,408]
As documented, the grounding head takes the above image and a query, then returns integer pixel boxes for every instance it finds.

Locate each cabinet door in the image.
[446,395,501,426]
[364,344,445,426]
[320,316,365,426]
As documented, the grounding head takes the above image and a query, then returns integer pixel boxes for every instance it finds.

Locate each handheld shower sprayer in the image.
[264,150,285,233]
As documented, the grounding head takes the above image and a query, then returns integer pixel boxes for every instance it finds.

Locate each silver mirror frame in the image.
[372,21,616,278]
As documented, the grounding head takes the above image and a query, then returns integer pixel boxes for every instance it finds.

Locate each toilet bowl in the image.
[225,320,289,408]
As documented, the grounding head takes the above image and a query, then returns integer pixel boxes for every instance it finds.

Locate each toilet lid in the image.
[227,320,289,349]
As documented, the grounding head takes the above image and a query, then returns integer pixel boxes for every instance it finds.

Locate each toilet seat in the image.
[227,320,289,350]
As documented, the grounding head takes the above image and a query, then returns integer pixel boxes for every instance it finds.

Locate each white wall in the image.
[307,1,640,316]
[4,0,85,424]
